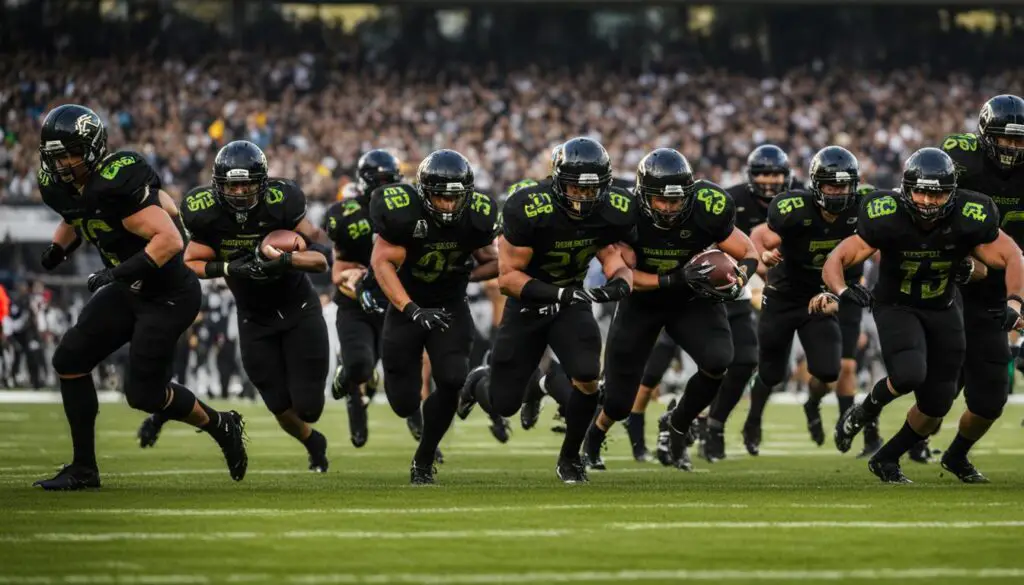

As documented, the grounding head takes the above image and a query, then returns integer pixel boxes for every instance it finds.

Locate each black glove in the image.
[839,283,873,308]
[954,257,975,285]
[657,268,689,290]
[997,305,1022,332]
[583,278,631,303]
[404,302,452,331]
[258,252,293,278]
[226,256,270,281]
[356,275,385,315]
[557,286,592,306]
[41,243,66,271]
[86,269,115,293]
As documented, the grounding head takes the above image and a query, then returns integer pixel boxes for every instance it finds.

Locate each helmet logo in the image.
[42,140,64,152]
[981,103,994,125]
[227,169,250,179]
[578,173,599,185]
[916,178,940,187]
[444,182,464,191]
[663,185,684,195]
[833,171,851,181]
[75,114,99,137]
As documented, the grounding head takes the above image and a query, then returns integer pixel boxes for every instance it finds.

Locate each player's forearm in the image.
[372,259,412,311]
[609,265,633,290]
[470,259,499,282]
[632,270,660,292]
[497,269,532,298]
[52,222,79,249]
[186,260,215,279]
[144,230,184,266]
[288,250,328,273]
[822,254,850,294]
[1002,250,1024,300]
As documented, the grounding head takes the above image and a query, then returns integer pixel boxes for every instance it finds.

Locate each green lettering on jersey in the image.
[342,201,361,216]
[412,249,464,283]
[942,133,977,153]
[383,186,410,210]
[70,218,118,265]
[506,179,538,196]
[609,192,631,213]
[1002,210,1024,228]
[265,187,284,205]
[471,192,492,216]
[347,218,371,239]
[38,169,53,187]
[776,196,805,215]
[644,257,680,274]
[540,245,598,286]
[524,193,554,218]
[866,196,897,219]
[808,239,842,253]
[328,216,338,231]
[99,156,138,180]
[962,201,987,222]
[186,190,215,212]
[696,188,727,215]
[899,260,952,300]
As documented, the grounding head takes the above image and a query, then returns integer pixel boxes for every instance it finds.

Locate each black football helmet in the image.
[548,143,563,176]
[38,104,108,183]
[899,147,958,222]
[551,137,612,219]
[745,144,792,202]
[978,95,1024,170]
[356,149,402,195]
[212,140,269,212]
[417,149,474,225]
[808,146,859,214]
[635,148,696,229]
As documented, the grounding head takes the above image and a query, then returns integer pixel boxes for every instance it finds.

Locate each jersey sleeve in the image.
[961,194,1000,247]
[692,183,736,242]
[599,187,639,245]
[369,184,418,247]
[498,190,536,247]
[940,133,982,175]
[180,187,219,247]
[767,193,809,237]
[269,179,307,228]
[95,152,162,220]
[467,192,499,249]
[856,192,899,249]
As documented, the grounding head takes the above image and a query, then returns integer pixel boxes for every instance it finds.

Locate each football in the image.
[686,249,738,288]
[261,229,306,255]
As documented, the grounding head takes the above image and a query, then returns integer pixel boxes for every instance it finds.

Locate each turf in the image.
[1,396,1023,584]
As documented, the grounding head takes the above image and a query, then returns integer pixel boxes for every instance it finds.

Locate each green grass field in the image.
[1,396,1023,584]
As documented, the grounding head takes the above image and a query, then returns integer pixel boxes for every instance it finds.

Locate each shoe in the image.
[803,400,825,446]
[582,431,607,471]
[434,447,444,465]
[346,394,368,448]
[489,416,511,444]
[940,454,989,484]
[365,368,381,401]
[676,446,694,472]
[742,421,762,456]
[33,463,101,491]
[137,413,166,448]
[701,426,726,463]
[655,399,678,466]
[457,365,488,420]
[555,456,589,484]
[521,395,543,431]
[406,411,423,442]
[211,410,248,482]
[307,433,329,473]
[330,364,346,400]
[908,439,932,464]
[857,418,883,459]
[868,458,912,484]
[834,404,871,454]
[410,461,436,485]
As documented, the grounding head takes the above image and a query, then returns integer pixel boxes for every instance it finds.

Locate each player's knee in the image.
[698,348,733,376]
[916,385,957,419]
[51,337,88,377]
[124,385,166,414]
[490,385,524,418]
[343,355,375,386]
[293,393,325,423]
[573,378,599,395]
[965,387,1008,421]
[809,364,840,384]
[887,361,927,394]
[383,376,421,418]
[840,359,857,377]
[602,388,636,422]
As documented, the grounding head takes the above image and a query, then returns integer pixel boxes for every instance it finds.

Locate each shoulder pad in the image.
[467,191,499,240]
[180,186,221,229]
[691,180,735,218]
[93,151,157,197]
[957,189,999,225]
[264,178,307,227]
[504,183,556,220]
[857,190,903,247]
[506,178,540,198]
[941,133,982,174]
[768,191,813,232]
[370,183,422,244]
[602,185,637,223]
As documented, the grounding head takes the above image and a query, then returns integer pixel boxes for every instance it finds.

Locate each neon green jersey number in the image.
[696,188,727,215]
[412,250,465,283]
[899,260,951,300]
[776,197,804,215]
[70,218,119,265]
[186,190,215,212]
[609,192,631,213]
[347,218,371,240]
[383,186,411,210]
[539,245,598,286]
[471,192,492,216]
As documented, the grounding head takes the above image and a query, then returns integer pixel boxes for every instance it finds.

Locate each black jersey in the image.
[500,182,636,291]
[182,178,318,315]
[765,190,862,301]
[323,195,376,307]
[630,180,735,307]
[942,132,1024,304]
[370,183,497,306]
[39,150,192,298]
[858,189,999,309]
[726,183,771,235]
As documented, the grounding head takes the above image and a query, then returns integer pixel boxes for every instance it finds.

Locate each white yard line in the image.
[613,520,1024,530]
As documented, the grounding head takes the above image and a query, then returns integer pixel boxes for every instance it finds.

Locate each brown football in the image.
[261,229,306,255]
[686,249,738,288]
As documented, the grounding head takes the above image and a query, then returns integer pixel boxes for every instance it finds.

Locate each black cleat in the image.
[688,417,706,448]
[521,395,543,431]
[212,410,248,482]
[406,411,423,442]
[434,447,444,465]
[346,394,368,448]
[137,413,166,448]
[742,422,762,456]
[33,464,101,491]
[857,419,883,459]
[908,439,932,464]
[701,427,726,463]
[555,456,589,484]
[410,462,436,485]
[834,404,872,454]
[803,401,825,446]
[489,416,511,444]
[365,368,381,401]
[940,454,989,484]
[655,399,678,466]
[582,432,607,471]
[868,458,912,484]
[457,365,488,420]
[633,445,651,463]
[307,434,329,473]
[676,446,694,472]
[330,364,346,400]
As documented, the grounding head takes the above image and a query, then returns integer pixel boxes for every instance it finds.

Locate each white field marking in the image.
[0,412,29,421]
[0,529,570,543]
[3,568,1024,584]
[613,520,1024,530]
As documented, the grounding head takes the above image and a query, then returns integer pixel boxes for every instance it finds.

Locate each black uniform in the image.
[488,183,636,417]
[757,190,862,387]
[602,180,736,422]
[942,133,1024,420]
[182,178,328,422]
[323,196,386,392]
[859,189,999,417]
[371,183,498,418]
[42,152,202,413]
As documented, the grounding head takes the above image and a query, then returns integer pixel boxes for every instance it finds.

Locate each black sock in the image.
[709,364,754,424]
[560,389,598,460]
[807,378,829,405]
[543,362,574,408]
[59,375,99,469]
[945,432,977,460]
[863,377,899,417]
[414,388,459,467]
[837,395,855,418]
[163,381,198,421]
[745,375,772,427]
[475,368,494,415]
[670,371,723,433]
[302,429,326,453]
[525,368,544,402]
[873,420,926,463]
[586,422,607,452]
[626,412,646,449]
[198,399,222,434]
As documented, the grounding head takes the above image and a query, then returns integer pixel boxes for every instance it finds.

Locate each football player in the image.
[370,150,498,485]
[586,148,758,472]
[139,140,332,471]
[745,146,872,454]
[323,149,402,448]
[460,137,636,483]
[703,144,794,461]
[937,95,1024,481]
[34,104,246,489]
[824,148,1024,483]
